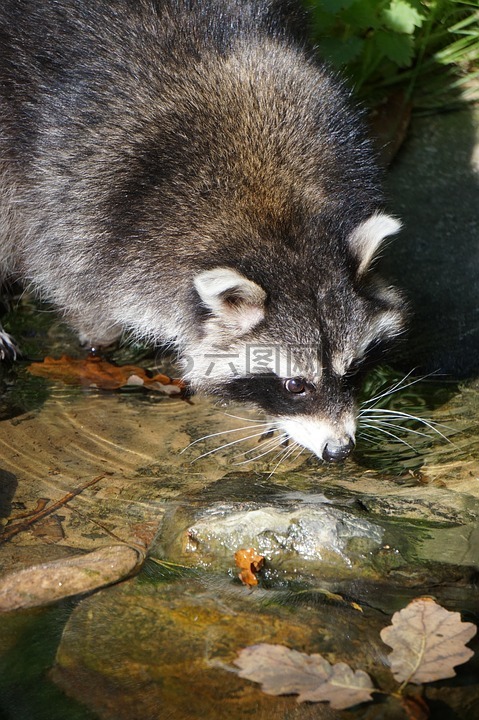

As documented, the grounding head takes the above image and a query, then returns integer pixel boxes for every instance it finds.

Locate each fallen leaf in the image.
[380,597,477,684]
[0,544,144,611]
[27,355,185,395]
[234,548,264,587]
[31,513,65,541]
[0,474,106,544]
[299,661,376,708]
[235,643,375,709]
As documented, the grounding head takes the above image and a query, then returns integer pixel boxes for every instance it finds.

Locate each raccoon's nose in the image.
[322,437,355,463]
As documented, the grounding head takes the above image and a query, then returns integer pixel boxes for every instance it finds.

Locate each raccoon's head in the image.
[185,212,405,462]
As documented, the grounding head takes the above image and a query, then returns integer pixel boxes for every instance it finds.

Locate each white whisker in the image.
[233,432,282,456]
[222,411,268,424]
[362,369,442,408]
[232,433,285,460]
[180,422,272,453]
[284,442,300,462]
[361,423,418,452]
[233,435,289,465]
[359,408,452,443]
[191,429,273,462]
[266,441,299,477]
[357,431,379,444]
[291,445,305,463]
[361,418,434,440]
[361,410,455,435]
[266,441,291,467]
[362,369,419,406]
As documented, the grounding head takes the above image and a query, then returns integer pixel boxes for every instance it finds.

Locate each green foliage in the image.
[307,0,479,109]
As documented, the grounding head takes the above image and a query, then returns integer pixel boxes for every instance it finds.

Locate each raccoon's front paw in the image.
[0,329,19,361]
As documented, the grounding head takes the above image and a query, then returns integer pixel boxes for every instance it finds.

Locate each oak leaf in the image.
[234,548,264,587]
[380,597,477,684]
[27,355,185,395]
[235,643,375,709]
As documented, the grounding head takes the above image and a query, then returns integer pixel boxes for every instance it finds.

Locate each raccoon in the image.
[0,0,405,462]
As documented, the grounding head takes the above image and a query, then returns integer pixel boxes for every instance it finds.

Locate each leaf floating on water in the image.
[234,643,375,709]
[27,355,185,395]
[234,548,264,587]
[299,661,376,708]
[380,597,477,684]
[235,644,330,698]
[0,544,143,611]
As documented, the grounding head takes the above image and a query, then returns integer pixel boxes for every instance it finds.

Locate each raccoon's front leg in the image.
[0,322,18,361]
[71,315,124,355]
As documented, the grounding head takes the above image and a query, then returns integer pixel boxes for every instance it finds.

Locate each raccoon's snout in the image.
[322,436,355,463]
[278,416,356,462]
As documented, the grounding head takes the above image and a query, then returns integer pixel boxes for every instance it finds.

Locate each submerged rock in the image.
[152,473,479,605]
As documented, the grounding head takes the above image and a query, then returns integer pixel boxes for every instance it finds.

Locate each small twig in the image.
[0,474,105,545]
[68,505,148,555]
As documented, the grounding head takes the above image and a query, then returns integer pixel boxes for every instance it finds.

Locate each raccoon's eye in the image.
[284,377,306,394]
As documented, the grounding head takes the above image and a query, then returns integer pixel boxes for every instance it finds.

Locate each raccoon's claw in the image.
[0,329,19,362]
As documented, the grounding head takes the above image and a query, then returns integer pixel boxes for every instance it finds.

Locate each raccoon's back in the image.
[0,0,375,268]
[0,0,380,350]
[0,0,304,136]
[1,0,287,280]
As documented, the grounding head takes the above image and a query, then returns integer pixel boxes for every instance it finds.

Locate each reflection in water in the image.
[0,345,478,718]
[1,151,479,718]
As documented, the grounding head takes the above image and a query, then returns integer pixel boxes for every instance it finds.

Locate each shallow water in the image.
[0,300,479,719]
[1,107,479,719]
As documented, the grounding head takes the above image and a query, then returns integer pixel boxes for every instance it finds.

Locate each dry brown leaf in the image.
[380,597,477,685]
[27,355,185,395]
[0,544,143,611]
[0,473,106,544]
[234,548,264,587]
[299,661,375,708]
[235,643,375,709]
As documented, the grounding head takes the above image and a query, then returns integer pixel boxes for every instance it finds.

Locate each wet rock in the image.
[50,574,479,720]
[152,473,479,606]
[49,575,390,720]
[155,480,384,581]
[0,545,143,611]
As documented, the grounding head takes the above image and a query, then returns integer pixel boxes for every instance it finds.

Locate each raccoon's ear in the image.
[194,267,266,333]
[348,212,402,275]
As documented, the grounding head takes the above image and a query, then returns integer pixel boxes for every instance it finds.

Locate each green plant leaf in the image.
[309,0,479,109]
[374,29,415,66]
[341,0,385,31]
[319,36,365,66]
[318,0,358,13]
[381,0,425,35]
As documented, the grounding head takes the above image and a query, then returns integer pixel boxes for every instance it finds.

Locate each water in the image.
[0,295,478,719]
[1,107,479,719]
